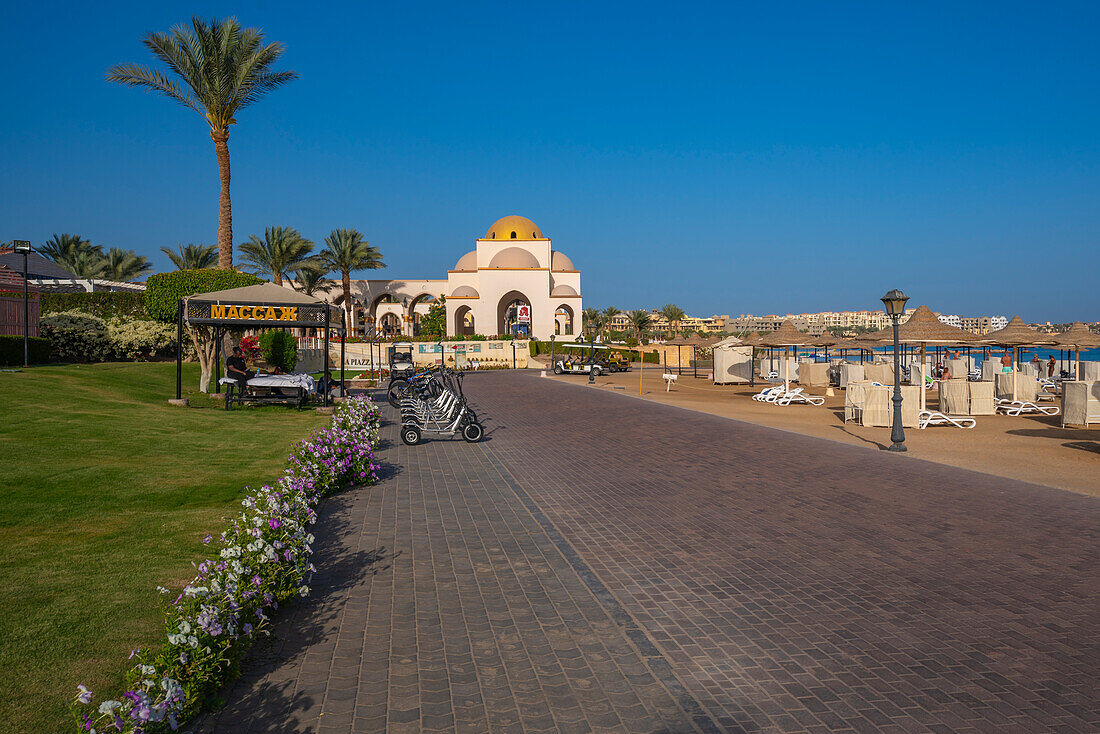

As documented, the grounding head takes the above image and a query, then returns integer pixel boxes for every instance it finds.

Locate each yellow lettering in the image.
[265,306,278,320]
[226,306,240,319]
[285,307,297,321]
[248,306,259,319]
[211,304,225,318]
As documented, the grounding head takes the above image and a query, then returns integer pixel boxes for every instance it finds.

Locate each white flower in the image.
[178,621,192,635]
[98,700,122,715]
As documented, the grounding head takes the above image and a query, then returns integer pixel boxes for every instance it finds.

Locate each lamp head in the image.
[880,289,910,318]
[11,240,31,253]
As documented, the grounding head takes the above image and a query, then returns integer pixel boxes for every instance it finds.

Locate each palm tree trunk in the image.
[273,271,283,287]
[212,131,233,270]
[342,271,352,334]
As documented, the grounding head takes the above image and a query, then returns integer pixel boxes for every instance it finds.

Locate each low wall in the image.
[329,340,530,371]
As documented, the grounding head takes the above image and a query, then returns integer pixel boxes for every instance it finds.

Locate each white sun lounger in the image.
[995,399,1060,417]
[918,410,976,429]
[752,385,784,402]
[775,387,825,406]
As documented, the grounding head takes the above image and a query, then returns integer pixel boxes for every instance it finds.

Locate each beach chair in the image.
[918,410,976,429]
[995,399,1060,417]
[775,387,825,406]
[752,385,783,402]
[662,373,678,391]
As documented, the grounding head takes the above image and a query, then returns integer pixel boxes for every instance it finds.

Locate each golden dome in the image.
[487,247,540,269]
[551,251,575,271]
[485,215,544,240]
[453,251,477,272]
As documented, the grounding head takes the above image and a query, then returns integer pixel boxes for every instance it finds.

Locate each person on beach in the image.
[1048,355,1056,378]
[941,362,952,381]
[1031,353,1042,374]
[226,346,255,394]
[1001,349,1014,373]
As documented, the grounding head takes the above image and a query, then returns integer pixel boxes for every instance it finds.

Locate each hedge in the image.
[40,291,147,320]
[0,335,51,366]
[529,340,660,363]
[144,270,264,323]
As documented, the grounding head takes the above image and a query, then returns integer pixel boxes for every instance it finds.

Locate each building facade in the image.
[325,216,582,341]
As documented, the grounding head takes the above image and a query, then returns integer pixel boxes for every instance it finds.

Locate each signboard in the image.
[186,301,332,327]
[517,304,530,323]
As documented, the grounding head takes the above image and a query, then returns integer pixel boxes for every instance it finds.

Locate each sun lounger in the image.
[752,385,784,402]
[775,387,825,406]
[995,399,1060,417]
[918,410,976,429]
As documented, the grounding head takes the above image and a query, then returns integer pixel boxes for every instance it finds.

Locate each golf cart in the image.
[551,343,612,376]
[388,342,416,383]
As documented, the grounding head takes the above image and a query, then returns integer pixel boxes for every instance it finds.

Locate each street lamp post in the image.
[881,289,910,452]
[12,241,32,366]
[588,334,596,384]
[549,334,555,370]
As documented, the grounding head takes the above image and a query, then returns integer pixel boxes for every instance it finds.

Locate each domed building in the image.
[334,216,582,340]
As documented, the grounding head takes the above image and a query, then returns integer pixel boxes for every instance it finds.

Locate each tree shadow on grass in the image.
[193,491,399,733]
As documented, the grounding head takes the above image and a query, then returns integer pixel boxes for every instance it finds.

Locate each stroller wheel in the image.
[401,425,422,446]
[462,422,484,443]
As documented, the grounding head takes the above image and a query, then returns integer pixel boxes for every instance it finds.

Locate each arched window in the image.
[510,231,517,239]
[491,232,495,239]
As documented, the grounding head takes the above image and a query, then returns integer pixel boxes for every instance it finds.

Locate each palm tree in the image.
[108,17,298,270]
[319,229,384,329]
[659,303,685,337]
[161,243,217,270]
[628,309,652,340]
[582,307,602,340]
[239,226,314,286]
[293,264,333,296]
[63,249,108,279]
[601,306,620,338]
[103,248,153,281]
[41,234,99,264]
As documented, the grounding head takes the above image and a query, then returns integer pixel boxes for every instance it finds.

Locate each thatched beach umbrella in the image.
[683,333,713,378]
[760,320,812,390]
[983,316,1055,401]
[664,336,689,375]
[859,305,980,409]
[1049,322,1100,380]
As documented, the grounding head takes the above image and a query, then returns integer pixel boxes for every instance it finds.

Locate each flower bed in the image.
[71,395,382,733]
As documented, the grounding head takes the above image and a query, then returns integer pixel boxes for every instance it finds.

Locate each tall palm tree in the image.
[63,249,108,279]
[239,226,314,286]
[41,234,102,268]
[161,243,217,270]
[319,229,384,329]
[582,307,602,340]
[601,306,620,338]
[628,309,652,341]
[659,303,685,337]
[107,17,298,270]
[103,247,153,281]
[293,264,334,296]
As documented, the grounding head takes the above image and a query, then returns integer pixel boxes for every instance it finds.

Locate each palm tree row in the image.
[41,233,152,281]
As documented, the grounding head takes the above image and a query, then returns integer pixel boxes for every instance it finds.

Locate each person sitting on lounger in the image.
[226,346,255,391]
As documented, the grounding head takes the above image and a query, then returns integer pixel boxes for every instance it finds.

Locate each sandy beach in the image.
[532,359,1100,497]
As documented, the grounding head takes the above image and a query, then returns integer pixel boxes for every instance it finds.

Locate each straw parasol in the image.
[859,305,980,409]
[682,333,720,378]
[983,316,1055,401]
[739,331,762,346]
[1049,322,1100,380]
[759,320,812,389]
[664,335,690,374]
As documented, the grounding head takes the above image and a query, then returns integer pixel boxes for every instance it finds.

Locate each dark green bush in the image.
[40,292,147,320]
[259,330,298,372]
[0,335,51,365]
[144,270,264,323]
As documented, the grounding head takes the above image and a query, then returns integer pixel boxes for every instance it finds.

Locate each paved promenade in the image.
[205,371,1098,733]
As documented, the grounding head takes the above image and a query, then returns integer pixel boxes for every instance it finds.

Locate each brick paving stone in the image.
[197,388,707,733]
[457,371,1100,733]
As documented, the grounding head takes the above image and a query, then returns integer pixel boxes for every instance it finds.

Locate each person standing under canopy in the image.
[1001,349,1014,373]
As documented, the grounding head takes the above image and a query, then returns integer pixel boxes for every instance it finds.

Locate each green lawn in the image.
[0,362,329,733]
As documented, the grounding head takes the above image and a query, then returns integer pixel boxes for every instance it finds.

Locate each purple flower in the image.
[252,574,262,587]
[268,518,281,530]
[202,534,213,544]
[76,684,93,704]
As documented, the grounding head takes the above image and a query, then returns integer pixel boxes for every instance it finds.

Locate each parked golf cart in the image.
[605,352,632,372]
[552,356,608,376]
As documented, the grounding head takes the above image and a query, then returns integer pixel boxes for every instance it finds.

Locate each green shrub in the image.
[260,330,298,372]
[0,335,50,365]
[105,317,179,360]
[144,270,264,323]
[624,336,639,348]
[40,311,111,362]
[40,291,147,319]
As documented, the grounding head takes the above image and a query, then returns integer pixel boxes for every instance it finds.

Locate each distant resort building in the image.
[326,215,583,341]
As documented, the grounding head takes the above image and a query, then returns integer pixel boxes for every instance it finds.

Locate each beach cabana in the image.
[712,335,753,384]
[738,331,763,385]
[982,316,1054,402]
[759,320,812,390]
[858,305,980,411]
[177,282,342,406]
[1049,322,1100,381]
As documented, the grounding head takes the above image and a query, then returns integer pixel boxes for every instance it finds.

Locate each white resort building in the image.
[324,215,583,341]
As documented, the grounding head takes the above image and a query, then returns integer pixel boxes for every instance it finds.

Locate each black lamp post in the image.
[12,241,32,367]
[588,333,597,383]
[549,334,555,369]
[881,289,910,452]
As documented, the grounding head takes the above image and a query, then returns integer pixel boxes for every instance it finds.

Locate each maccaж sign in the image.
[210,304,298,321]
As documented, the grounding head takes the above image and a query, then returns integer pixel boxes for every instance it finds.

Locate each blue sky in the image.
[2,1,1098,321]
